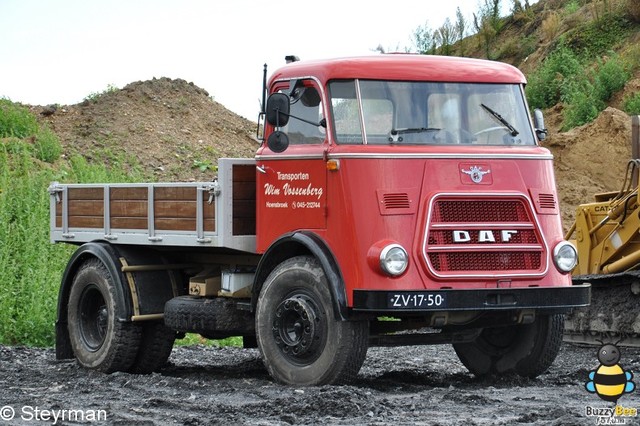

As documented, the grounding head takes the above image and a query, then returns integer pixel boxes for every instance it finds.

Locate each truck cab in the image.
[253,55,589,383]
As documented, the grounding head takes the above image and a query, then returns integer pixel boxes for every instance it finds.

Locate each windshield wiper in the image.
[390,127,441,135]
[480,103,519,136]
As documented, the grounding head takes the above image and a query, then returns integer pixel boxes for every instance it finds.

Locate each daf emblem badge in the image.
[461,165,491,184]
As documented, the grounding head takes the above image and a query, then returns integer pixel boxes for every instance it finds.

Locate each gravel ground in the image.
[1,343,639,425]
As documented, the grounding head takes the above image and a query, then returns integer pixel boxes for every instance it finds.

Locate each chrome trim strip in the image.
[328,153,553,160]
[426,244,543,251]
[255,154,325,160]
[430,222,535,229]
[255,153,553,161]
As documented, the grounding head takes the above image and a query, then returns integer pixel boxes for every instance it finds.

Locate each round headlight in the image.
[380,244,409,276]
[553,241,577,273]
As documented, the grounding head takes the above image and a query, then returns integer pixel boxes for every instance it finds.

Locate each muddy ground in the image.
[1,343,639,425]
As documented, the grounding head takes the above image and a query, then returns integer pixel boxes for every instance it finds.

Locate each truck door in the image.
[256,79,328,252]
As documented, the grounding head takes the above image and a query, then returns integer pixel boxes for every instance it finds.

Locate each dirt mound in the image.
[34,77,258,181]
[543,107,634,231]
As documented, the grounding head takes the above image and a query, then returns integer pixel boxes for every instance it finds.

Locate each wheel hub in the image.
[272,296,320,358]
[78,286,108,351]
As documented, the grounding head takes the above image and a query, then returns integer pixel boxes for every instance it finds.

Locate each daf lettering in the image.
[452,230,518,243]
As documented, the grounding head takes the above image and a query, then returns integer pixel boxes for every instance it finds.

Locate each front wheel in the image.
[255,256,368,386]
[67,259,141,372]
[453,313,564,378]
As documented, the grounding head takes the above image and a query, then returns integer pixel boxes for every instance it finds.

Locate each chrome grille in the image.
[423,195,546,278]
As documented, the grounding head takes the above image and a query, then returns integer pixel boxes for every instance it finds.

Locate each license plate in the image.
[387,292,446,309]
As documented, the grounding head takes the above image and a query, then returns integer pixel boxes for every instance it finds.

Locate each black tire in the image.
[164,296,255,338]
[453,313,564,378]
[67,259,141,373]
[129,322,175,374]
[255,255,369,386]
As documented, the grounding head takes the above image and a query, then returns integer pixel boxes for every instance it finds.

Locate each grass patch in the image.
[624,93,640,115]
[564,12,634,59]
[176,334,244,347]
[0,99,145,346]
[526,43,633,130]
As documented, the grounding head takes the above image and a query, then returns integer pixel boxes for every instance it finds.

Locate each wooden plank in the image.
[55,215,61,228]
[111,187,148,200]
[111,200,148,217]
[68,200,104,216]
[203,201,216,219]
[68,216,104,228]
[233,164,256,181]
[154,218,215,232]
[154,200,197,218]
[233,181,256,199]
[68,187,104,200]
[155,187,197,201]
[155,218,196,231]
[111,217,148,230]
[233,218,256,236]
[233,200,256,218]
[204,219,215,232]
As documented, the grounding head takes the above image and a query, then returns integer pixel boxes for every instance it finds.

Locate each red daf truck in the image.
[50,55,590,386]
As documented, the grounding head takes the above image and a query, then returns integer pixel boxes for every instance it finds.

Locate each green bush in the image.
[0,99,63,163]
[526,46,583,109]
[34,128,62,163]
[564,0,580,15]
[0,145,73,346]
[0,99,39,138]
[0,98,146,346]
[526,48,632,130]
[565,13,633,59]
[562,79,604,130]
[624,93,640,115]
[594,55,631,102]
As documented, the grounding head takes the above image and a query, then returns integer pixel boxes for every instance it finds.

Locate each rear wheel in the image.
[453,313,564,378]
[255,256,368,386]
[67,259,141,372]
[129,322,175,373]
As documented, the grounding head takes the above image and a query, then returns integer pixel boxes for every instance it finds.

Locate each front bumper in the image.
[352,283,591,313]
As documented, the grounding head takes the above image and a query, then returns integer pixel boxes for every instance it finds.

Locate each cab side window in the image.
[282,83,325,145]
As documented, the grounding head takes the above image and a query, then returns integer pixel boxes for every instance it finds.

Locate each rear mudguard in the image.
[55,242,177,359]
[55,242,133,359]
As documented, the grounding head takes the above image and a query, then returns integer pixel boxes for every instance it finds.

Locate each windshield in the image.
[328,80,535,146]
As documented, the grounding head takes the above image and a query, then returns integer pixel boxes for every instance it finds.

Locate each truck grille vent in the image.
[382,193,411,209]
[423,195,546,278]
[537,193,556,210]
[429,252,542,272]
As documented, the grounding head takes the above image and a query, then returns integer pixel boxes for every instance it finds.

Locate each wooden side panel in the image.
[56,183,218,234]
[110,187,148,230]
[111,187,148,200]
[63,187,104,228]
[233,165,256,235]
[154,187,215,232]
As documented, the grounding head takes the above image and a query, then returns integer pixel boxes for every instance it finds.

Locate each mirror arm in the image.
[277,111,326,128]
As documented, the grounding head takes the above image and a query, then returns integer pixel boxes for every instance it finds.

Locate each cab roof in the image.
[269,55,526,86]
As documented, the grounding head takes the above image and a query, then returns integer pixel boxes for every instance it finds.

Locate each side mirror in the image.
[533,109,548,141]
[267,131,289,153]
[266,93,290,127]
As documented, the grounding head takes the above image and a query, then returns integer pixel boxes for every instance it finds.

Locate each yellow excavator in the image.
[564,116,640,346]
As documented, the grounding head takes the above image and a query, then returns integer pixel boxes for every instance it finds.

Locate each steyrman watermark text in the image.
[0,405,107,424]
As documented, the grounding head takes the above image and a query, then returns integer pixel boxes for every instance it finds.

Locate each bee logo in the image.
[585,342,635,403]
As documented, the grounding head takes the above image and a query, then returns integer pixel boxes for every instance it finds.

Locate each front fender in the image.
[252,232,348,320]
